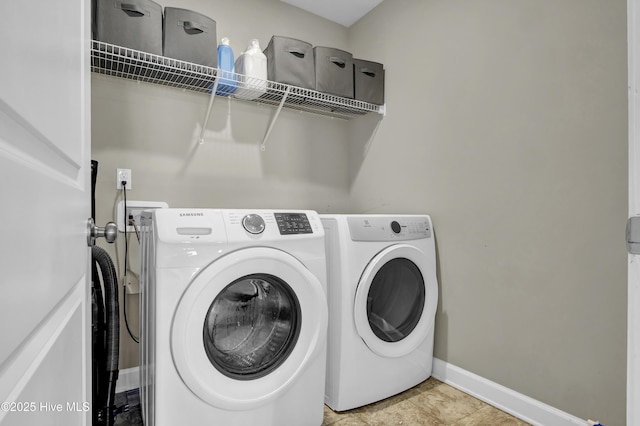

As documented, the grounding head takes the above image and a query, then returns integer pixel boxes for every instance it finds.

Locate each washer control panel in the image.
[274,212,313,235]
[347,216,431,242]
[226,210,321,238]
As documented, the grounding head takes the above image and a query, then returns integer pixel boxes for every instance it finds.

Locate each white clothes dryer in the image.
[140,209,328,426]
[320,214,438,411]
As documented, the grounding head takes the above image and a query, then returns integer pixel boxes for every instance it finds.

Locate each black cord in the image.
[122,181,128,274]
[130,217,141,243]
[122,182,139,344]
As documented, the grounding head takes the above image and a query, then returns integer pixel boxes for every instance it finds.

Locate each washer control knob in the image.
[242,214,266,234]
[390,221,402,234]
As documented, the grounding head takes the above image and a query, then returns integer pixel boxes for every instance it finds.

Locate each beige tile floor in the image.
[322,378,531,426]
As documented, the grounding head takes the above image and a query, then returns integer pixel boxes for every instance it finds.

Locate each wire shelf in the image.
[91,40,384,120]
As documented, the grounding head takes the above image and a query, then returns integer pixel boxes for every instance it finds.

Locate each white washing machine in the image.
[139,209,328,426]
[320,214,438,411]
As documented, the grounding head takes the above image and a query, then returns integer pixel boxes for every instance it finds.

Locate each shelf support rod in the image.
[199,77,220,144]
[260,86,291,152]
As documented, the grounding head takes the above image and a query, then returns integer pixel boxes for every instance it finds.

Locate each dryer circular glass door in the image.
[353,244,437,358]
[171,247,328,411]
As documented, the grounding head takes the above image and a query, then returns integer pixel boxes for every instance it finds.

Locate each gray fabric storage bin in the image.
[314,47,354,98]
[264,36,315,89]
[353,59,385,105]
[163,8,216,67]
[94,0,162,55]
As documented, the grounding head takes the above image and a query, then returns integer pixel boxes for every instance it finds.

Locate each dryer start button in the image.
[242,214,266,234]
[390,221,402,234]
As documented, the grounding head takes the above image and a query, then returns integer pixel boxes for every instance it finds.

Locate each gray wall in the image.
[92,0,628,424]
[348,1,628,424]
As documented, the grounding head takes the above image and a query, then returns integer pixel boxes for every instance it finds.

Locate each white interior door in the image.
[629,0,640,424]
[0,0,91,425]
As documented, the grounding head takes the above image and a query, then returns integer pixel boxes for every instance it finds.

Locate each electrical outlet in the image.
[117,200,169,232]
[116,168,132,189]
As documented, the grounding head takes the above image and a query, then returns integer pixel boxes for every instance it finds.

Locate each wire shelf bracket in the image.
[199,78,220,144]
[261,86,291,151]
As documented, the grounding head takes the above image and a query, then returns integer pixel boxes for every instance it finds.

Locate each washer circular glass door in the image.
[353,244,437,358]
[171,247,328,411]
[203,273,301,380]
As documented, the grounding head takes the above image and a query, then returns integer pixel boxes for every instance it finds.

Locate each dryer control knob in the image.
[242,214,266,234]
[390,221,402,234]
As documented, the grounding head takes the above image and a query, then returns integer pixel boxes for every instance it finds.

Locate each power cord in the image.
[121,181,139,344]
[129,215,141,243]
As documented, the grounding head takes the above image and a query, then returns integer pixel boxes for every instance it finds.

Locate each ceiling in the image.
[280,0,384,27]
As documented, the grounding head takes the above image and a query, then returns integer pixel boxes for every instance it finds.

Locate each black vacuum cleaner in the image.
[91,160,120,426]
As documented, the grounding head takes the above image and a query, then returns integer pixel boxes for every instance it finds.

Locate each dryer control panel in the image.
[347,216,432,242]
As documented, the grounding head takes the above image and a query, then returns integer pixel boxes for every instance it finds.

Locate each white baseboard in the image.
[431,358,586,426]
[115,367,140,394]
